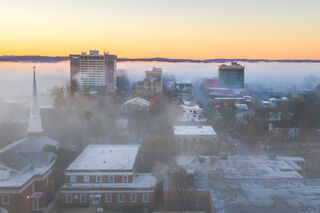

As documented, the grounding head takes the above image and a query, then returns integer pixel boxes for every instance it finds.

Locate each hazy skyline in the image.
[1,0,320,59]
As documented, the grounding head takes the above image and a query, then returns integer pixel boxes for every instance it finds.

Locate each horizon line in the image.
[0,55,320,63]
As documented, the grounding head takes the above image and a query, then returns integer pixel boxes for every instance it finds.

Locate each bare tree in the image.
[166,167,195,212]
[139,135,177,172]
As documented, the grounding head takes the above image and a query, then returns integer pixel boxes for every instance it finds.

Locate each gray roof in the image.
[0,136,59,171]
[200,179,320,213]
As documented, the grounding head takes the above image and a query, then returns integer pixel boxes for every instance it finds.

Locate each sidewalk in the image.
[43,192,60,213]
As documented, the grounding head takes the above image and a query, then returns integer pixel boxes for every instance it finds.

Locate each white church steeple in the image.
[27,66,43,136]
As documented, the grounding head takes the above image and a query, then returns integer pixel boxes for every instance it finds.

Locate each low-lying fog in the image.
[1,61,320,101]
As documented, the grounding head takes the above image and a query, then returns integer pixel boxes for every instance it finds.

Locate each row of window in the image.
[80,80,105,83]
[70,175,129,183]
[80,70,105,72]
[176,137,216,142]
[80,76,105,79]
[66,192,149,203]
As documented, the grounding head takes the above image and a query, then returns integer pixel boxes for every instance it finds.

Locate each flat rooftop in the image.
[181,105,202,110]
[66,145,140,171]
[176,80,192,84]
[218,62,244,69]
[174,126,217,136]
[204,179,320,213]
[176,155,302,179]
[174,155,320,213]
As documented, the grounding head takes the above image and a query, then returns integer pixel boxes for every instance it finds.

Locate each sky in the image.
[0,0,320,59]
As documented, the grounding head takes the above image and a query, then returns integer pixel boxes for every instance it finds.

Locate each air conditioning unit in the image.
[0,170,10,181]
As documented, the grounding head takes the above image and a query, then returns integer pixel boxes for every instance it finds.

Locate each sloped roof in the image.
[0,136,59,171]
[123,97,150,107]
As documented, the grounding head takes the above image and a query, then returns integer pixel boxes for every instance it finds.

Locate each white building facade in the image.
[173,126,218,155]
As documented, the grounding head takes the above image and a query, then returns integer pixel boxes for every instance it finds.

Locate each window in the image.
[122,175,128,182]
[80,194,87,203]
[143,193,149,203]
[108,175,114,182]
[96,175,102,183]
[70,176,76,183]
[66,194,72,203]
[130,192,136,203]
[2,195,9,205]
[83,175,90,183]
[46,178,49,186]
[32,183,35,192]
[106,193,112,203]
[118,192,124,203]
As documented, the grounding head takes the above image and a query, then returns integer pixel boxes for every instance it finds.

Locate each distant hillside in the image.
[0,55,68,62]
[0,55,319,63]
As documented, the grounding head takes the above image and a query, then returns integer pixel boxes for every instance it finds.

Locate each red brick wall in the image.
[104,54,117,93]
[0,184,33,213]
[0,170,54,213]
[36,172,54,208]
[70,55,80,83]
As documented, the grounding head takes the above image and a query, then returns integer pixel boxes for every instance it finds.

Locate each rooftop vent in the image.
[0,169,10,181]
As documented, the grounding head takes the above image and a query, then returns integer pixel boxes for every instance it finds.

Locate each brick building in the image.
[136,67,163,95]
[0,70,59,213]
[60,145,157,212]
[143,67,163,93]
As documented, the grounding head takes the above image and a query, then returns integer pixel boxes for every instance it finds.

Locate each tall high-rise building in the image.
[70,50,117,92]
[218,62,245,88]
